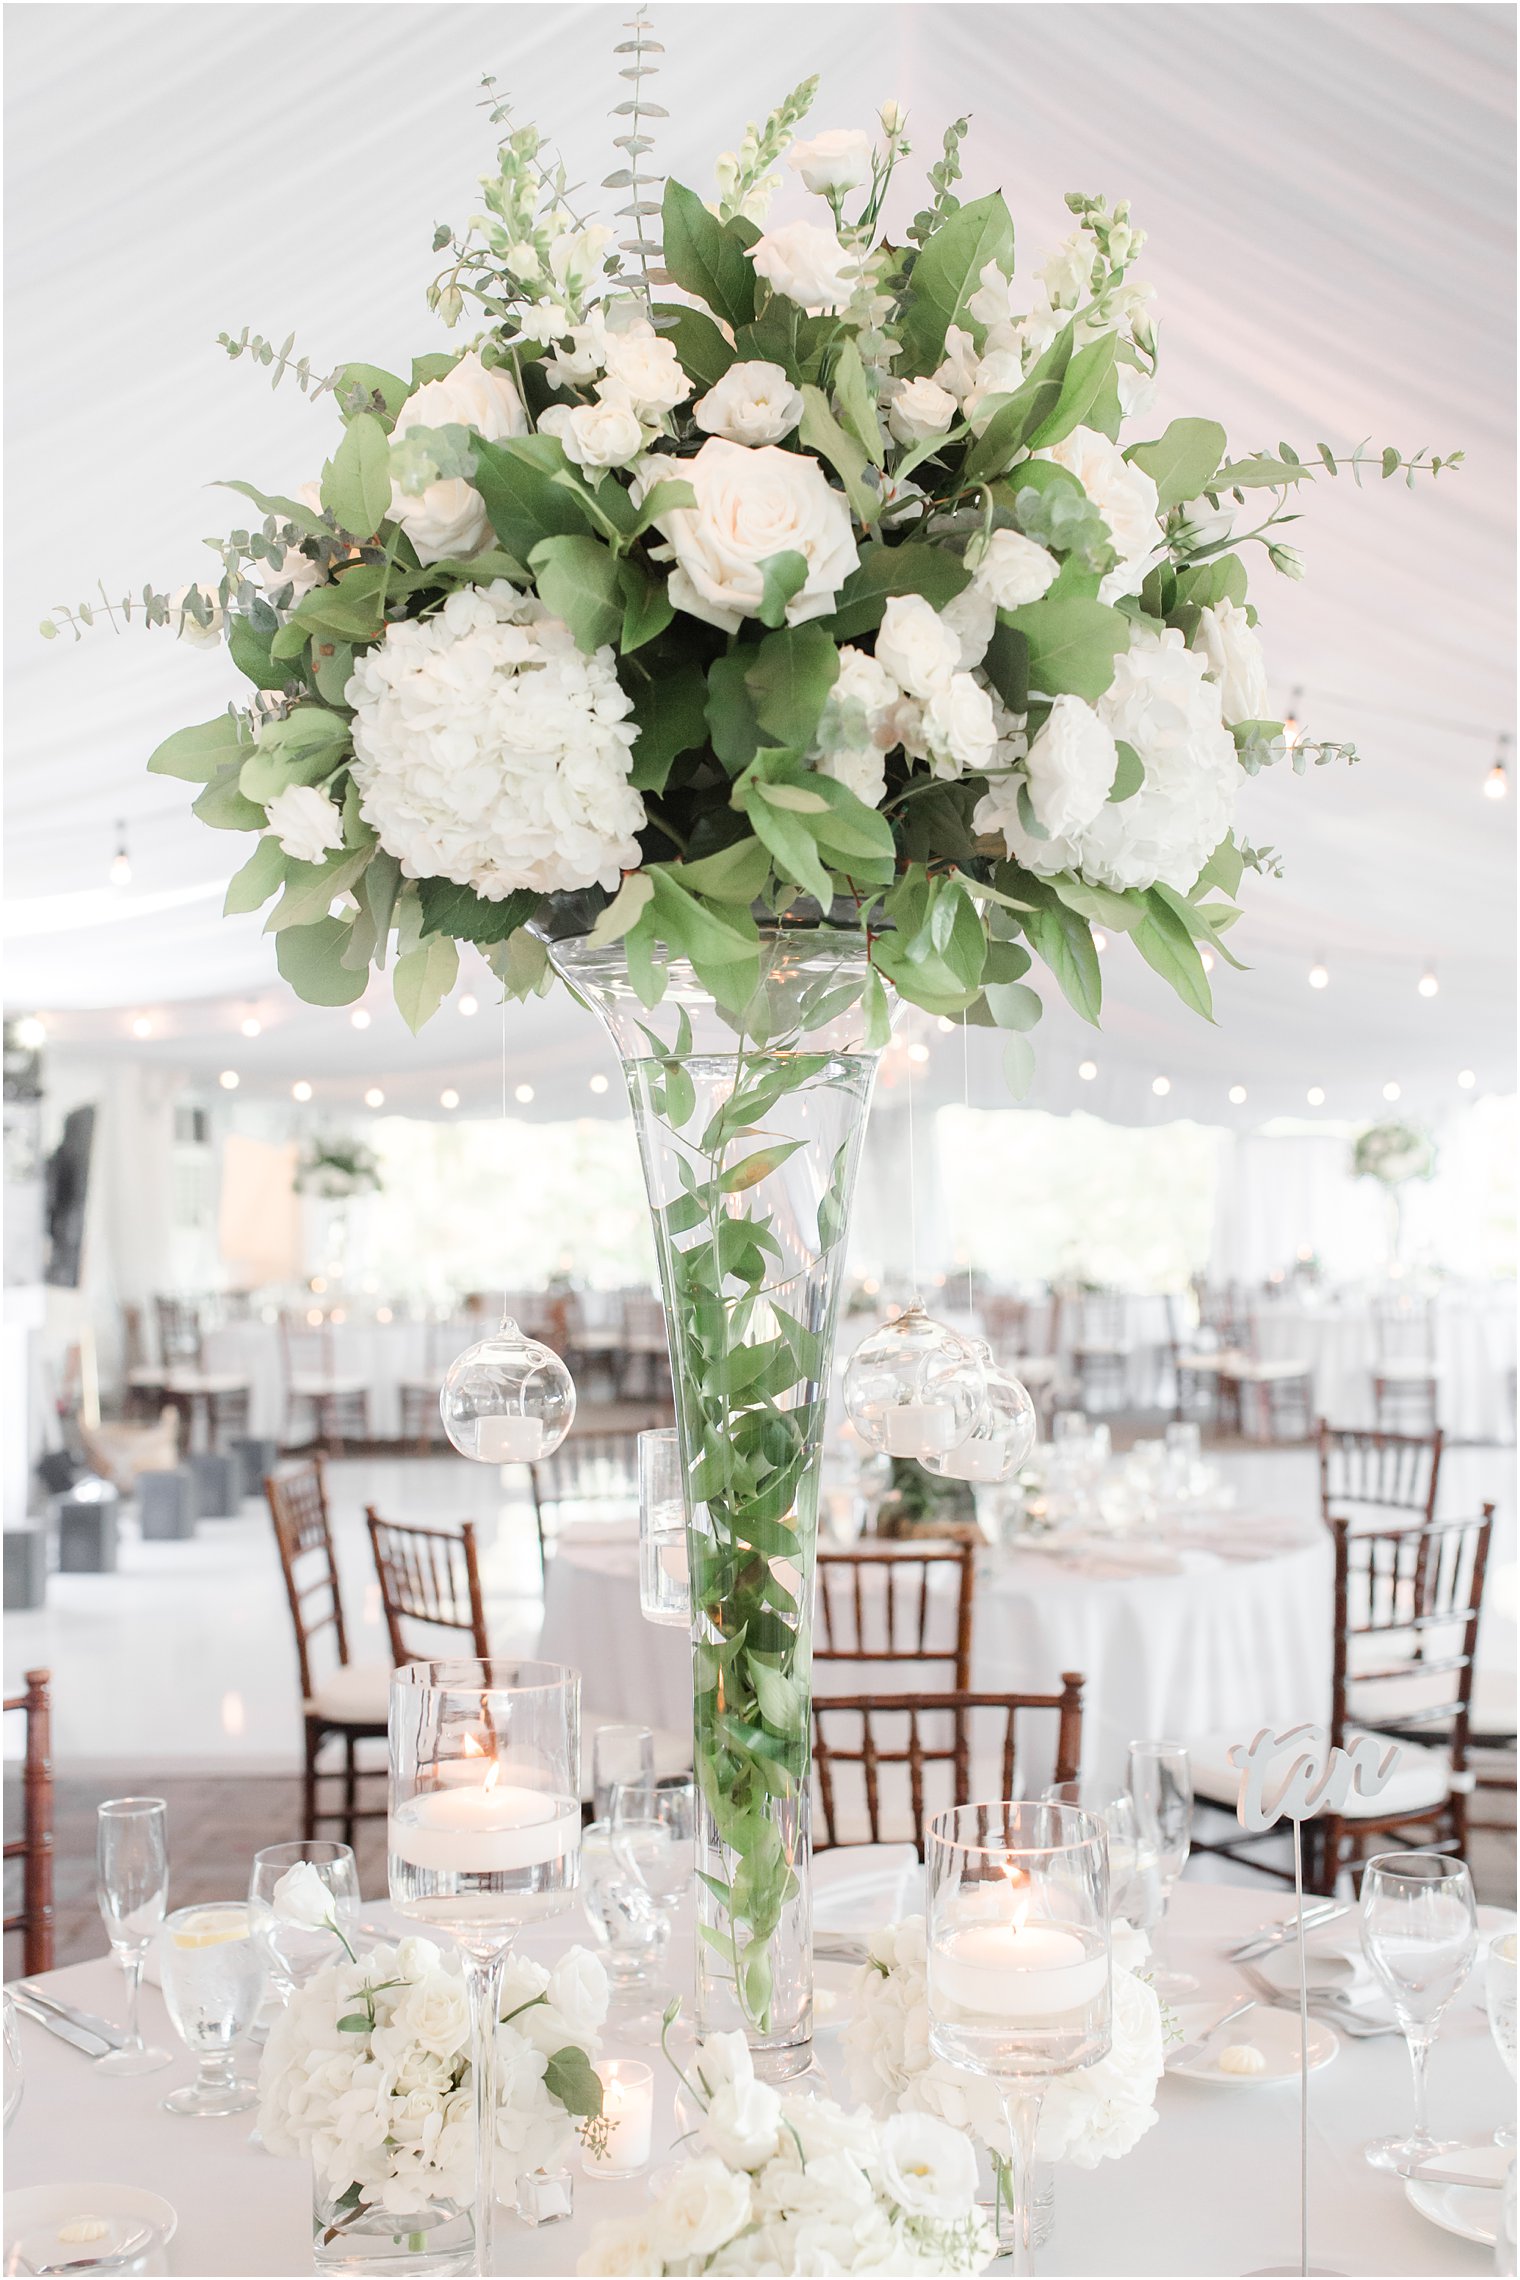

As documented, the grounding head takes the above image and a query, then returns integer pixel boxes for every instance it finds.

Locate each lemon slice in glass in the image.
[171,1906,250,1948]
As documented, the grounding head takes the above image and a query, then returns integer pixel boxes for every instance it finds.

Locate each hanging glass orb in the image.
[921,1341,1037,1484]
[842,1301,986,1461]
[439,1317,575,1464]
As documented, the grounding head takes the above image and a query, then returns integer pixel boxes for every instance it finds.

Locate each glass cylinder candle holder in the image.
[926,1801,1111,2277]
[389,1660,581,2280]
[843,1302,986,1459]
[637,1427,690,1627]
[581,2058,654,2178]
[922,1342,1037,1484]
[439,1318,575,1464]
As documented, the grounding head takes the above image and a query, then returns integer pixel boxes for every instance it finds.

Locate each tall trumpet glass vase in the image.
[388,1660,581,2279]
[545,915,884,2079]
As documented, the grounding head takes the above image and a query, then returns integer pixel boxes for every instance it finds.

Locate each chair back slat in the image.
[814,1543,975,1691]
[3,1669,54,1975]
[529,1432,640,1565]
[812,1678,1085,1857]
[1318,1420,1443,1528]
[266,1460,350,1696]
[366,1512,488,1664]
[1331,1508,1494,1760]
[155,1294,205,1369]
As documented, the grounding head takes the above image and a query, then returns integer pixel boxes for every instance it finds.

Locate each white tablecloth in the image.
[5,1881,1509,2277]
[203,1321,440,1442]
[538,1522,1334,1790]
[1251,1288,1517,1442]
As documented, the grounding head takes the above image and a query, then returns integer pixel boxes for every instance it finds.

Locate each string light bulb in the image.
[1200,948,1215,973]
[218,1070,239,1091]
[1306,1085,1326,1107]
[514,1082,535,1104]
[1077,1060,1098,1082]
[458,994,479,1018]
[1458,1069,1476,1090]
[1417,966,1439,999]
[1484,734,1509,801]
[1229,1084,1248,1105]
[130,1015,154,1041]
[1092,930,1109,954]
[240,1016,262,1039]
[1382,1081,1401,1102]
[1308,958,1329,990]
[13,1016,46,1051]
[364,1086,385,1109]
[1152,1075,1171,1097]
[292,1081,312,1102]
[589,1073,609,1095]
[350,1008,371,1031]
[108,822,131,889]
[440,1088,460,1110]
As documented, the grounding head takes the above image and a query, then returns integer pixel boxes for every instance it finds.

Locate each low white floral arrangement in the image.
[1351,1119,1437,1189]
[256,1864,608,2240]
[842,1916,1164,2173]
[580,2026,994,2276]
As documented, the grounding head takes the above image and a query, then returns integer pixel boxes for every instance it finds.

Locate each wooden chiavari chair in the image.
[1069,1293,1130,1413]
[815,1542,975,1695]
[980,1294,1062,1422]
[812,1679,1086,1856]
[266,1460,388,1844]
[399,1322,452,1454]
[151,1294,251,1451]
[1373,1295,1443,1433]
[1168,1288,1245,1426]
[279,1316,370,1455]
[529,1431,640,1572]
[1317,1419,1443,1531]
[366,1511,488,1664]
[617,1294,670,1402]
[1217,1315,1314,1442]
[1189,1507,1494,1893]
[3,1669,54,1975]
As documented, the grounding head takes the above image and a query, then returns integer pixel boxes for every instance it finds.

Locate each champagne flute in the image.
[160,1902,265,2116]
[96,1798,172,2076]
[1360,1851,1478,2173]
[1486,1929,1517,2151]
[1127,1741,1197,1996]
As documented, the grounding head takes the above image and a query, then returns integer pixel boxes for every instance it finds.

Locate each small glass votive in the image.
[592,1726,654,1827]
[638,1427,690,1626]
[514,2165,574,2226]
[582,2058,654,2178]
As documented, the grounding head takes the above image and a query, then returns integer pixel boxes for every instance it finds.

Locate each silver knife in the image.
[1228,1902,1347,1960]
[16,1984,127,2050]
[9,1992,112,2059]
[1165,1995,1256,2071]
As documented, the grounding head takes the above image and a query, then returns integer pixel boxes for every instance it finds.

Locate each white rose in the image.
[748,220,858,313]
[169,582,226,645]
[1189,598,1269,726]
[933,327,981,403]
[874,593,960,699]
[921,672,998,779]
[936,584,998,672]
[788,128,874,193]
[701,2075,783,2169]
[879,2110,981,2220]
[816,746,887,807]
[1035,426,1160,602]
[545,1947,609,2040]
[1080,622,1238,892]
[887,377,957,445]
[1173,495,1234,553]
[388,351,527,564]
[271,1860,340,1934]
[653,2155,753,2261]
[694,360,804,447]
[544,310,609,388]
[539,384,645,469]
[264,784,345,865]
[653,436,858,633]
[578,2214,668,2278]
[963,347,1028,431]
[388,1972,470,2062]
[1023,694,1119,838]
[601,322,691,415]
[970,528,1060,611]
[692,2031,755,2100]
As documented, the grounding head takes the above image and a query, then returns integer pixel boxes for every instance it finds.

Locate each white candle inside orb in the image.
[882,1400,956,1457]
[391,1772,579,1874]
[476,1414,546,1462]
[938,1437,1009,1482]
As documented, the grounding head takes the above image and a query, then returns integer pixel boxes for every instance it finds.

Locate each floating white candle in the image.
[476,1414,546,1461]
[390,1777,579,1874]
[935,1914,1108,2019]
[882,1400,956,1457]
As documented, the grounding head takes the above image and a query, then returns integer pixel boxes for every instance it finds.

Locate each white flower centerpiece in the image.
[579,2029,994,2277]
[256,1871,610,2274]
[842,1917,1164,2242]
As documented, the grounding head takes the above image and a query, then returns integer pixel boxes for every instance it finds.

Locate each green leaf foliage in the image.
[471,434,596,562]
[1017,885,1102,1024]
[223,836,286,916]
[148,714,247,783]
[651,304,735,392]
[1126,418,1227,508]
[1132,888,1215,1018]
[1001,595,1129,701]
[962,324,1074,480]
[417,879,539,944]
[796,387,876,525]
[824,541,970,642]
[527,535,624,652]
[542,2045,603,2121]
[1108,740,1145,802]
[393,934,460,1031]
[902,191,1015,368]
[193,764,265,832]
[276,916,369,1006]
[629,665,711,793]
[661,180,756,329]
[744,624,839,749]
[320,412,392,539]
[1023,330,1119,452]
[756,551,809,630]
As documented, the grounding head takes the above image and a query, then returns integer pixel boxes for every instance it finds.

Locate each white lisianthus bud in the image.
[264,785,346,866]
[600,321,691,415]
[887,377,957,445]
[920,671,998,779]
[879,99,908,137]
[694,361,804,447]
[271,1860,340,1933]
[968,528,1060,611]
[1189,599,1269,725]
[1268,542,1305,579]
[168,583,226,647]
[538,385,645,469]
[932,327,981,404]
[1173,496,1233,554]
[748,221,857,313]
[787,129,874,194]
[874,594,960,700]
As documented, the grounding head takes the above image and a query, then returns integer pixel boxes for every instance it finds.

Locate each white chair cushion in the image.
[289,1374,369,1397]
[1376,1359,1445,1381]
[306,1662,392,1726]
[581,1709,690,1803]
[164,1369,249,1395]
[1225,1357,1311,1382]
[1189,1728,1453,1820]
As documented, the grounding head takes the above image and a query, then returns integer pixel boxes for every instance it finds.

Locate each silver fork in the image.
[1236,1961,1398,2037]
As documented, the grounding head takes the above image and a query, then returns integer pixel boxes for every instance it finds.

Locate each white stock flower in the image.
[694,360,804,446]
[601,321,691,415]
[879,2110,981,2220]
[887,377,957,444]
[544,310,609,388]
[538,384,645,469]
[748,220,857,313]
[874,593,960,699]
[169,583,226,645]
[653,2155,753,2261]
[1189,597,1268,725]
[966,259,1016,332]
[653,436,858,633]
[702,2075,784,2169]
[1035,426,1161,603]
[963,347,1027,431]
[1081,622,1238,891]
[346,580,644,898]
[932,327,981,403]
[388,351,527,563]
[788,128,874,193]
[920,672,998,779]
[1023,694,1119,838]
[970,528,1060,611]
[271,1860,340,1933]
[1041,231,1097,309]
[264,785,345,866]
[1173,495,1234,553]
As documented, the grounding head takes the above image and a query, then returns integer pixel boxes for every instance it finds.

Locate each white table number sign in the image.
[1227,1724,1401,2280]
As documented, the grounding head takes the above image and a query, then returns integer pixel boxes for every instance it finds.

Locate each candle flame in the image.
[461,1731,486,1758]
[999,1859,1031,1931]
[483,1755,501,1795]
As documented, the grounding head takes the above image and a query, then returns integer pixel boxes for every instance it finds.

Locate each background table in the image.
[5,1882,1509,2276]
[1250,1287,1517,1442]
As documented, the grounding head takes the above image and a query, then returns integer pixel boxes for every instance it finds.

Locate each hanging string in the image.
[906,1043,920,1301]
[962,1007,974,1321]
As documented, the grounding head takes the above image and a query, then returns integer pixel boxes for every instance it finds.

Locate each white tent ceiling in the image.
[5,1,1515,1129]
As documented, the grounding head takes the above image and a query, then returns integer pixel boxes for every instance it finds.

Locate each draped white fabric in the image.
[4,4,1513,1125]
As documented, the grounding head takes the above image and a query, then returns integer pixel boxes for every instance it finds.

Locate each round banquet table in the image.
[5,1879,1510,2277]
[202,1319,439,1442]
[1249,1286,1517,1442]
[537,1518,1335,1791]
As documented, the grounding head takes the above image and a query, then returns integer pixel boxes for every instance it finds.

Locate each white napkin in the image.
[1250,1927,1391,2021]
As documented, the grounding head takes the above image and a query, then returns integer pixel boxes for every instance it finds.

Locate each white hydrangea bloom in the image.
[388,352,528,564]
[346,581,645,899]
[1082,622,1238,891]
[1035,425,1161,602]
[1189,597,1269,725]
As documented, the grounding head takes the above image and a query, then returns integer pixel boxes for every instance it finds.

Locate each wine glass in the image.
[96,1798,172,2076]
[389,1658,580,2280]
[1127,1741,1197,1996]
[1487,1929,1516,2150]
[579,1820,666,1988]
[159,1902,266,2116]
[591,1725,655,1827]
[248,1840,360,2000]
[1044,1782,1159,1932]
[926,1800,1111,2276]
[1359,1851,1478,2173]
[610,1775,696,2041]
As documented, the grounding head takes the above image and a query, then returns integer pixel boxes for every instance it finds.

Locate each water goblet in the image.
[1489,1931,1518,2149]
[580,1820,666,1989]
[1127,1740,1197,1996]
[159,1902,266,2115]
[638,1430,690,1626]
[1360,1851,1478,2173]
[1044,1782,1160,1932]
[610,1776,696,2043]
[248,1840,360,2008]
[592,1725,655,1827]
[926,1801,1111,2277]
[96,1798,173,2076]
[389,1658,581,2279]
